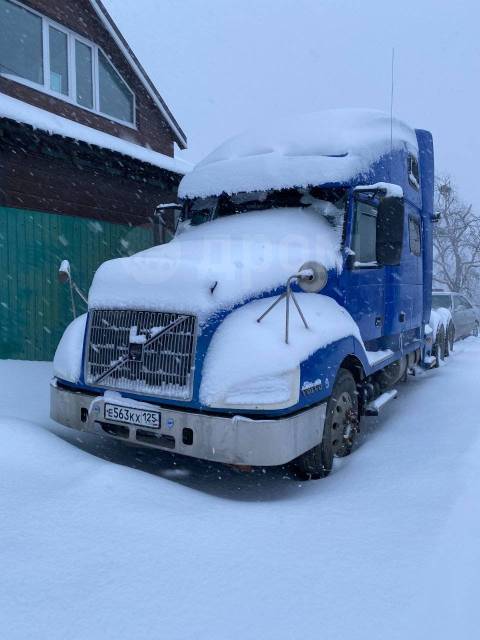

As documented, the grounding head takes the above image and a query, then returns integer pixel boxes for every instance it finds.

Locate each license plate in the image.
[104,403,160,428]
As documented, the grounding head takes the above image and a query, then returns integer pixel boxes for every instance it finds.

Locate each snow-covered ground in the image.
[1,340,480,640]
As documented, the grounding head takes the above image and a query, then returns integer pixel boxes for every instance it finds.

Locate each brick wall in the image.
[0,119,182,225]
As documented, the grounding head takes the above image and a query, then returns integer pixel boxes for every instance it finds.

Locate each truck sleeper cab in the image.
[51,109,436,479]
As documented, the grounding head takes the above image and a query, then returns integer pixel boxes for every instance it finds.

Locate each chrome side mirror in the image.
[58,259,87,319]
[256,261,329,344]
[297,261,329,293]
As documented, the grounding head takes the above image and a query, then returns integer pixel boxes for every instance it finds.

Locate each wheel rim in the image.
[329,391,358,456]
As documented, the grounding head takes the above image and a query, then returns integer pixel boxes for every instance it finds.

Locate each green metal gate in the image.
[0,206,153,361]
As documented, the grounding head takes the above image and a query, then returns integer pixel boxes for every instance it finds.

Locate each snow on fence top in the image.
[179,108,418,198]
[0,93,191,175]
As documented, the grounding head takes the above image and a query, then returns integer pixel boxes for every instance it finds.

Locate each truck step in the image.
[365,389,398,416]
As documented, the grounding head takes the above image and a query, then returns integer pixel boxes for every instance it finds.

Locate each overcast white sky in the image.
[105,0,480,209]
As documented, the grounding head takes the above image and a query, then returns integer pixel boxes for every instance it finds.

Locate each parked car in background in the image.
[431,291,479,340]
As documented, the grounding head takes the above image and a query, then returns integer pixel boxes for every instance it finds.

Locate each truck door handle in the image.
[375,316,383,327]
[399,312,406,323]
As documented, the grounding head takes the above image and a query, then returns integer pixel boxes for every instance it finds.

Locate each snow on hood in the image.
[200,294,361,406]
[179,108,418,198]
[88,208,342,320]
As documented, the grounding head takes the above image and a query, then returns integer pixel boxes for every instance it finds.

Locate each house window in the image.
[75,40,93,109]
[0,0,43,84]
[49,26,69,95]
[352,200,378,265]
[99,50,134,124]
[0,0,136,127]
[408,216,421,256]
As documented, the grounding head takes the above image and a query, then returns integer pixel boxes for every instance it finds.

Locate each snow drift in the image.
[4,341,480,640]
[179,108,418,198]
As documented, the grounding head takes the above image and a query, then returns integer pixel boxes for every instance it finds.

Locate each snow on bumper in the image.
[50,381,326,467]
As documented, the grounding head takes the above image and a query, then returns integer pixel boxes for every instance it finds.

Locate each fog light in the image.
[182,428,194,445]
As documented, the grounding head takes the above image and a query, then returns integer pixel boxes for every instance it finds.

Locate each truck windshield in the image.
[180,187,347,230]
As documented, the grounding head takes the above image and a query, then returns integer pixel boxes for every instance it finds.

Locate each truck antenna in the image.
[389,47,395,180]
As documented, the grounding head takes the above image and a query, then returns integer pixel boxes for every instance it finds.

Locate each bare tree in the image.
[433,176,480,299]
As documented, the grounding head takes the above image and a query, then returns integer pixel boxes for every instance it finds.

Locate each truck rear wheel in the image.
[292,369,359,480]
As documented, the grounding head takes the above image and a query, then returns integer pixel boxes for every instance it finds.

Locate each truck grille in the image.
[85,310,197,400]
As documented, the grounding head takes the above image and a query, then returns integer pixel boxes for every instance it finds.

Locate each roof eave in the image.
[89,0,187,149]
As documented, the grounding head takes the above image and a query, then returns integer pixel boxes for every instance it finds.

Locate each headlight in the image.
[205,367,300,410]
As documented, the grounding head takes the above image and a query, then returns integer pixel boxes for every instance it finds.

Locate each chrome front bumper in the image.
[50,380,326,466]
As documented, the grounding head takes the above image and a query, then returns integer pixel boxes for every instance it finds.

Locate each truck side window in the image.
[408,216,421,256]
[408,154,420,190]
[352,200,378,265]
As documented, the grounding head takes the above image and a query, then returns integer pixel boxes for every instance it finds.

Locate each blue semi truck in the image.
[51,109,440,479]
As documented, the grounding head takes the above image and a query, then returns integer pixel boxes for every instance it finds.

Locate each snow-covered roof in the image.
[0,93,191,175]
[90,0,187,148]
[179,109,418,198]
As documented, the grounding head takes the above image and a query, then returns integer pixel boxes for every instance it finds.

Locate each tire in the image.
[433,326,446,368]
[443,327,450,358]
[447,322,455,352]
[292,369,359,480]
[473,322,479,338]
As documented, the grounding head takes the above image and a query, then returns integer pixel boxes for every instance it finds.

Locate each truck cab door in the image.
[343,195,385,345]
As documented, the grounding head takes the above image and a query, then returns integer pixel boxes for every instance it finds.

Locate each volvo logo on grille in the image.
[128,326,146,362]
[128,341,144,361]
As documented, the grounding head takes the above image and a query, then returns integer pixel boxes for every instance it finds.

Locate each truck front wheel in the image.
[292,369,359,480]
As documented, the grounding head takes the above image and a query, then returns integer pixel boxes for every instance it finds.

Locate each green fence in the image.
[0,206,153,361]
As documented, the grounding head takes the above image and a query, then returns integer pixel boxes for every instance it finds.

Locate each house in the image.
[0,0,189,360]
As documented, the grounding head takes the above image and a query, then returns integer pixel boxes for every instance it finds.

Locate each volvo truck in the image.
[51,109,440,479]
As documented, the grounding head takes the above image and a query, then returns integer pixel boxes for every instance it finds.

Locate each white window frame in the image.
[0,0,136,128]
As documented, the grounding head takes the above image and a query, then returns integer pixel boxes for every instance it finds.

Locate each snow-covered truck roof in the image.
[179,108,418,198]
